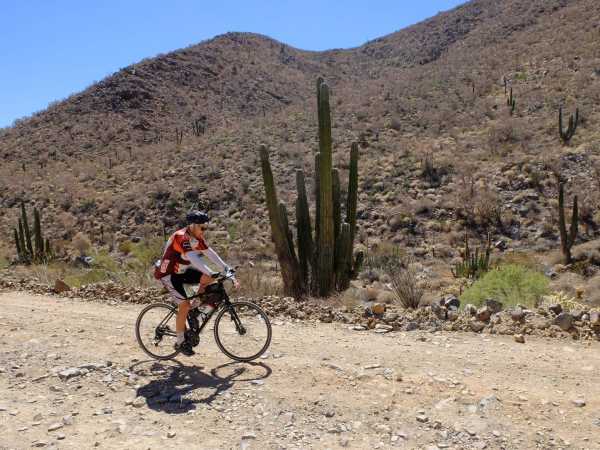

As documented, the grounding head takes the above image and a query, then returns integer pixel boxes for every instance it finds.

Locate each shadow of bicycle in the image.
[131,359,272,414]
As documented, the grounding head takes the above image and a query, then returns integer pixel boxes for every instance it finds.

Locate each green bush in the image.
[461,264,549,308]
[118,240,133,255]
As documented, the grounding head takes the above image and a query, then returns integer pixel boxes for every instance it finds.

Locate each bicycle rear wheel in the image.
[213,301,272,362]
[135,302,180,360]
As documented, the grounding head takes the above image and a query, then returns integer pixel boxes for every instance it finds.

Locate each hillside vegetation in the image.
[1,0,600,302]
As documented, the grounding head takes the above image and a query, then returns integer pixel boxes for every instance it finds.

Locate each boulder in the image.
[484,299,504,314]
[431,303,447,320]
[514,334,525,344]
[548,303,563,315]
[554,312,574,331]
[590,311,600,329]
[464,304,477,316]
[371,303,386,316]
[510,307,525,322]
[470,320,486,332]
[442,295,460,310]
[447,309,459,322]
[54,279,71,294]
[476,306,492,322]
[571,309,583,321]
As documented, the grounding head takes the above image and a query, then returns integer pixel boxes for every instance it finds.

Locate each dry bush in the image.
[487,118,523,152]
[72,232,92,256]
[584,275,600,307]
[473,186,503,229]
[412,198,436,216]
[572,240,600,266]
[334,288,362,310]
[388,262,424,309]
[236,266,282,297]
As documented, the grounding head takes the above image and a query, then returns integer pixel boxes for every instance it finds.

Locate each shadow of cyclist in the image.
[131,359,272,414]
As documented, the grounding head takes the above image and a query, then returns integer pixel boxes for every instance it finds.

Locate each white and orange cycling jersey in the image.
[154,227,221,279]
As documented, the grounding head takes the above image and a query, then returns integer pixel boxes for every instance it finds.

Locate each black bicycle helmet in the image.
[186,210,210,225]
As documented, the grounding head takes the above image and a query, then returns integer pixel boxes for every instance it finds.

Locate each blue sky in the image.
[0,0,465,128]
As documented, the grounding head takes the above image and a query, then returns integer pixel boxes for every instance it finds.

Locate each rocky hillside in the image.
[1,0,599,283]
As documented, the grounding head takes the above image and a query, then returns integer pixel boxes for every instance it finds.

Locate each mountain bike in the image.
[135,271,272,362]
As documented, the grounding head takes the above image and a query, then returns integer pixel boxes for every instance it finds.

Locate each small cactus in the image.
[175,128,184,146]
[557,179,578,264]
[559,106,579,144]
[452,232,492,279]
[507,87,516,115]
[192,116,207,136]
[13,204,52,264]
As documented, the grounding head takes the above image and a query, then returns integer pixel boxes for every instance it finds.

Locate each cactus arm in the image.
[259,144,305,297]
[296,170,314,286]
[279,202,297,262]
[21,203,33,258]
[557,182,571,263]
[14,228,21,260]
[335,222,352,290]
[332,168,341,244]
[569,195,578,248]
[346,142,359,246]
[33,208,43,261]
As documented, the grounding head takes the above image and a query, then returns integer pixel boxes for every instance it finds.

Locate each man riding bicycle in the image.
[154,211,239,356]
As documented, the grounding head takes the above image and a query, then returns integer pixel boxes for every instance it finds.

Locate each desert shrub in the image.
[495,252,542,272]
[236,266,282,297]
[0,250,9,269]
[72,232,92,256]
[335,288,362,310]
[461,264,549,308]
[585,275,600,307]
[364,242,406,271]
[65,269,111,287]
[129,238,164,268]
[118,240,133,255]
[361,242,423,308]
[412,198,435,215]
[388,262,424,309]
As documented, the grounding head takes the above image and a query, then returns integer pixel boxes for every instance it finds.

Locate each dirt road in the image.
[1,291,599,449]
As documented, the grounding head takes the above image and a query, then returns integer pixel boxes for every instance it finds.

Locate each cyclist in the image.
[154,211,239,356]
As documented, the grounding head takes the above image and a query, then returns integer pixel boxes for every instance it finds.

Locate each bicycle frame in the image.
[155,273,244,340]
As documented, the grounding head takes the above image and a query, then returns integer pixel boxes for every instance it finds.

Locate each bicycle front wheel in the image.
[213,301,272,362]
[135,302,180,360]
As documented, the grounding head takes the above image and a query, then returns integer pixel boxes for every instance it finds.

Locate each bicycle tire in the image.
[135,302,180,360]
[213,301,272,362]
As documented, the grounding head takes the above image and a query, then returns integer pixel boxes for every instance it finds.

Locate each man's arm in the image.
[186,251,218,276]
[201,247,230,272]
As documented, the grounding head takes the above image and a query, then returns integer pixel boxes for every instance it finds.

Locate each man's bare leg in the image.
[197,273,216,295]
[176,300,191,345]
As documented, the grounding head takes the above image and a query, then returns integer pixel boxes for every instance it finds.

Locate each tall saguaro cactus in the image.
[259,78,362,298]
